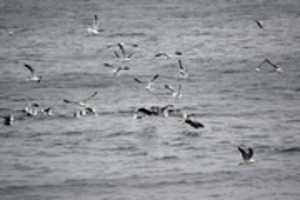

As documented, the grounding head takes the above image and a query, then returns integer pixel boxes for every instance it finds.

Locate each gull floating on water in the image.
[87,14,103,35]
[256,58,283,73]
[183,113,204,129]
[238,146,255,164]
[103,63,130,76]
[23,63,42,82]
[164,84,182,99]
[134,74,159,92]
[178,59,189,78]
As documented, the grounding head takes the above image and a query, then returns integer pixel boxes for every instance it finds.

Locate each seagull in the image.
[254,20,264,29]
[133,74,159,92]
[238,146,255,164]
[107,42,137,61]
[178,59,189,78]
[183,113,205,129]
[3,114,14,126]
[23,63,42,82]
[256,58,283,73]
[87,14,103,35]
[164,84,182,99]
[154,53,172,59]
[63,91,98,110]
[103,63,130,76]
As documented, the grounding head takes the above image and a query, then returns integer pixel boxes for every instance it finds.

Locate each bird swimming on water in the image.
[238,146,255,165]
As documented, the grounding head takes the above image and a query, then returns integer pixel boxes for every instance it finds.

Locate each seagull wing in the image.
[104,63,115,68]
[118,43,126,57]
[248,148,254,159]
[63,99,78,104]
[155,53,170,58]
[164,84,175,92]
[24,63,35,74]
[265,58,280,70]
[178,59,184,70]
[133,77,145,84]
[238,146,248,160]
[113,51,120,58]
[82,91,98,103]
[150,74,159,82]
[254,20,264,29]
[93,14,99,28]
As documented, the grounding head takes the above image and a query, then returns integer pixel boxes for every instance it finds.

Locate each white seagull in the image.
[87,14,103,35]
[103,63,130,77]
[164,84,182,99]
[23,63,42,82]
[63,91,98,114]
[238,146,255,164]
[178,59,189,78]
[134,74,159,92]
[256,58,283,73]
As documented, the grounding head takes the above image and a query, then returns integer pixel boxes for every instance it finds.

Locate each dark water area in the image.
[1,0,300,199]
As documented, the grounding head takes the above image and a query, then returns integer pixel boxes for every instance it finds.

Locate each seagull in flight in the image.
[63,91,98,114]
[238,146,255,164]
[103,63,130,76]
[133,74,159,92]
[154,51,183,59]
[87,14,104,35]
[254,20,264,29]
[164,84,182,99]
[178,59,189,78]
[256,58,283,73]
[182,113,205,129]
[107,42,137,61]
[23,63,42,82]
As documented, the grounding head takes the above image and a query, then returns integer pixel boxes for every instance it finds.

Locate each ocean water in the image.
[1,0,300,199]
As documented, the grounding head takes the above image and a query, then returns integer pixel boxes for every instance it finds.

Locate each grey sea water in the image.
[1,0,300,199]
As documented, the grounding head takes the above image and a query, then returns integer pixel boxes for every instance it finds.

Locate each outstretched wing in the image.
[24,63,35,74]
[154,53,170,58]
[117,43,126,57]
[104,63,115,68]
[248,148,254,159]
[178,59,184,70]
[254,20,264,29]
[113,51,120,58]
[63,99,78,104]
[82,91,98,103]
[150,74,159,82]
[164,84,175,92]
[133,77,145,84]
[238,146,248,160]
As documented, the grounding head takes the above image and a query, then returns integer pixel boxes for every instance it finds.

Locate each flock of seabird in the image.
[2,15,287,165]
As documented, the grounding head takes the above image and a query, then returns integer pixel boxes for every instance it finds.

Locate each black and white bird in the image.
[164,84,182,99]
[63,91,98,114]
[178,59,189,78]
[256,58,283,73]
[87,14,103,35]
[238,146,255,164]
[134,74,159,92]
[103,63,130,76]
[23,63,42,82]
[254,19,264,29]
[107,42,137,61]
[183,113,205,129]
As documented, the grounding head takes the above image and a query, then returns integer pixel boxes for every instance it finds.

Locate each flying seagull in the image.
[254,20,264,29]
[164,84,182,99]
[178,59,189,78]
[103,63,130,76]
[133,74,159,92]
[154,53,171,59]
[23,63,42,82]
[256,58,283,73]
[63,91,98,114]
[183,113,205,129]
[87,14,104,35]
[238,146,255,164]
[107,42,137,61]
